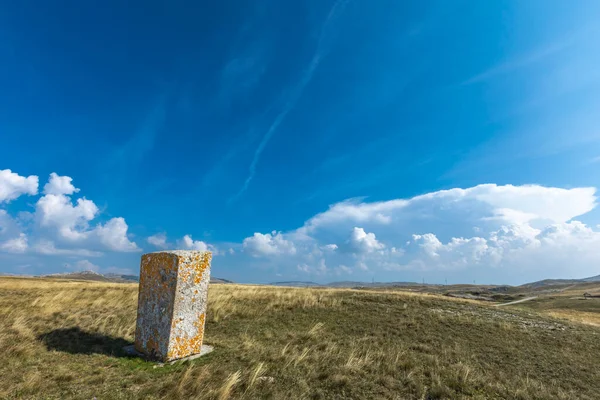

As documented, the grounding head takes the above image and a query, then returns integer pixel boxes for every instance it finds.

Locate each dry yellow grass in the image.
[545,310,600,327]
[1,277,600,399]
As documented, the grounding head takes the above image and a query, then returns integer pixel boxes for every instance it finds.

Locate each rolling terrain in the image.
[1,276,600,399]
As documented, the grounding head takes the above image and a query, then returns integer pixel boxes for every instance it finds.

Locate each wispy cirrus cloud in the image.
[461,25,592,85]
[231,0,351,202]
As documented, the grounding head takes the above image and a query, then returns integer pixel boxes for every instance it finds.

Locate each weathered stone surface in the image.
[134,250,211,362]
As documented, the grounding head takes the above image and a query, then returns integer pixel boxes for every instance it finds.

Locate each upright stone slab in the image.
[134,250,211,362]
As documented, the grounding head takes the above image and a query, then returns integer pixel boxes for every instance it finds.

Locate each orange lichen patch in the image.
[193,253,212,284]
[167,313,206,361]
[175,251,211,285]
[195,313,206,334]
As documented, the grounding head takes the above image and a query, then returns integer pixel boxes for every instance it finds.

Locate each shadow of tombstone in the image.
[38,327,133,357]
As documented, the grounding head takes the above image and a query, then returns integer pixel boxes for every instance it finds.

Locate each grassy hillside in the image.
[510,282,600,327]
[1,277,600,399]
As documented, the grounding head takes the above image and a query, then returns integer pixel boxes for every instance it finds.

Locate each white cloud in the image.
[320,243,338,252]
[347,227,384,253]
[227,184,600,282]
[177,234,210,252]
[0,233,28,253]
[43,172,79,195]
[297,259,327,275]
[357,261,369,271]
[460,184,596,224]
[147,233,168,249]
[0,171,139,258]
[95,218,139,252]
[36,193,99,240]
[0,169,38,203]
[33,173,139,252]
[403,234,492,270]
[298,184,596,238]
[146,232,217,254]
[33,240,103,257]
[3,172,600,284]
[299,198,404,234]
[243,231,296,257]
[0,210,22,238]
[64,259,100,272]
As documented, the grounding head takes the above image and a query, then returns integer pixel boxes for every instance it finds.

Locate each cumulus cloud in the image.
[347,227,384,253]
[147,233,168,249]
[0,233,28,253]
[177,234,210,252]
[36,192,99,240]
[2,172,600,284]
[33,239,103,257]
[0,169,38,203]
[320,244,338,252]
[243,231,297,257]
[231,183,600,283]
[43,172,80,195]
[402,233,492,270]
[297,259,328,275]
[95,217,139,252]
[0,210,23,240]
[0,171,139,259]
[298,184,596,238]
[146,232,217,254]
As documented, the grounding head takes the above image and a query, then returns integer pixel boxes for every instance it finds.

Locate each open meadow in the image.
[1,277,600,399]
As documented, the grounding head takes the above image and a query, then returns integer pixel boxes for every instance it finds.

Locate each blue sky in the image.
[1,0,600,284]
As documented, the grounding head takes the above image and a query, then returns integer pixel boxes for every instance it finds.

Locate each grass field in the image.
[1,277,600,399]
[511,283,600,327]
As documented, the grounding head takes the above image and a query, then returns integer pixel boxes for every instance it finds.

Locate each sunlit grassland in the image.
[1,277,600,399]
[513,283,600,327]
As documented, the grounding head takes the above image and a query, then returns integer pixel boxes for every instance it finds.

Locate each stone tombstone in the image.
[134,250,212,362]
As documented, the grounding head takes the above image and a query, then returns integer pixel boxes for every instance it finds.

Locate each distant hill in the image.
[40,270,110,282]
[105,273,140,283]
[211,277,234,284]
[269,281,322,287]
[37,270,232,284]
[268,280,422,288]
[521,274,600,288]
[326,281,422,288]
[272,276,600,289]
[582,274,600,282]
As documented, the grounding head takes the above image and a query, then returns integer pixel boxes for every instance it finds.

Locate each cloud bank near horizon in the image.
[2,168,599,284]
[213,183,600,284]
